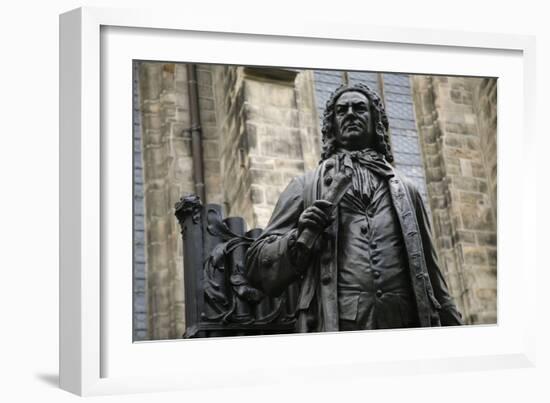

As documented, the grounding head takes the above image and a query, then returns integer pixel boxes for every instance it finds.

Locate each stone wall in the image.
[473,78,498,217]
[197,65,224,205]
[211,66,321,228]
[137,62,220,339]
[411,76,497,324]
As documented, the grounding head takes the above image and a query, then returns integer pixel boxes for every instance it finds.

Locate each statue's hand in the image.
[297,200,334,235]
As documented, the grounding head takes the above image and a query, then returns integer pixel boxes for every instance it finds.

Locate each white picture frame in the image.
[59,6,537,396]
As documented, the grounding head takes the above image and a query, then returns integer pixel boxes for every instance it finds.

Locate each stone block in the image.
[171,279,184,303]
[153,325,171,340]
[430,195,446,210]
[245,123,258,152]
[459,159,473,177]
[160,89,176,106]
[461,245,488,266]
[450,176,477,192]
[151,216,174,241]
[244,102,262,122]
[486,248,497,266]
[203,159,220,175]
[199,96,215,111]
[175,86,190,109]
[425,154,441,168]
[197,82,214,98]
[197,68,213,86]
[426,166,443,182]
[443,122,476,135]
[471,162,486,178]
[464,112,476,124]
[161,64,176,92]
[476,232,497,246]
[142,100,161,114]
[250,185,264,204]
[421,127,437,146]
[478,180,488,194]
[175,107,191,125]
[446,164,460,176]
[475,286,497,302]
[262,136,302,159]
[143,113,162,131]
[249,168,282,186]
[456,230,476,244]
[248,156,275,170]
[173,138,192,158]
[439,236,453,250]
[203,140,220,159]
[264,106,299,127]
[444,146,479,160]
[143,147,168,178]
[174,157,194,182]
[278,159,305,173]
[450,89,463,103]
[149,268,170,291]
[175,64,187,82]
[140,63,162,100]
[171,123,186,139]
[459,191,484,205]
[202,125,218,140]
[461,205,494,231]
[201,110,217,125]
[147,241,170,266]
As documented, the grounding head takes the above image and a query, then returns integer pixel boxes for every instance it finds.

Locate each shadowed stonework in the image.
[412,76,497,324]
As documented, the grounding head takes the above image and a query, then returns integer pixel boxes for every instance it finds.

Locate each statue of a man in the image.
[245,83,463,332]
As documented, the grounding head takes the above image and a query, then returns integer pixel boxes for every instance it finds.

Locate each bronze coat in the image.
[245,157,463,332]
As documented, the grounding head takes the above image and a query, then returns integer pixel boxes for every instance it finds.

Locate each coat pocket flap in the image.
[339,293,360,321]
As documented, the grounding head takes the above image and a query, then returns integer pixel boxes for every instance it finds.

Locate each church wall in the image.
[211,67,321,229]
[136,62,220,339]
[411,76,497,324]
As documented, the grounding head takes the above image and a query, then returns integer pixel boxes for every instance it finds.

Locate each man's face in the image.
[334,91,374,151]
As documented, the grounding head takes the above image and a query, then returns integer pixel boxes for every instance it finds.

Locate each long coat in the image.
[245,156,463,332]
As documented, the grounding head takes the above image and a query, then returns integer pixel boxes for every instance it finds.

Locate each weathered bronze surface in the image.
[175,196,297,338]
[245,83,463,332]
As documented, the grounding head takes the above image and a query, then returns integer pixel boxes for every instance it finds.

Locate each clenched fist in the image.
[297,200,334,234]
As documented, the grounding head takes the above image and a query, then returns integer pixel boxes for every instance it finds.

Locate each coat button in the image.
[360,224,368,234]
[373,270,380,279]
[372,256,379,264]
[324,176,333,186]
[370,242,377,249]
[376,289,383,297]
[321,274,331,285]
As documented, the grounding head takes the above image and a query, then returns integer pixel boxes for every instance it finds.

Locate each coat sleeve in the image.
[411,186,464,326]
[245,176,306,297]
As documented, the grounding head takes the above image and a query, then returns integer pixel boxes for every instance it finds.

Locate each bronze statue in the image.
[245,83,463,332]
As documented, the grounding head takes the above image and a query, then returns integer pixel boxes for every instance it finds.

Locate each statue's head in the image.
[320,83,393,163]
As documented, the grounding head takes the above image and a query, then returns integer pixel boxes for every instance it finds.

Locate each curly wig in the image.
[320,82,393,163]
